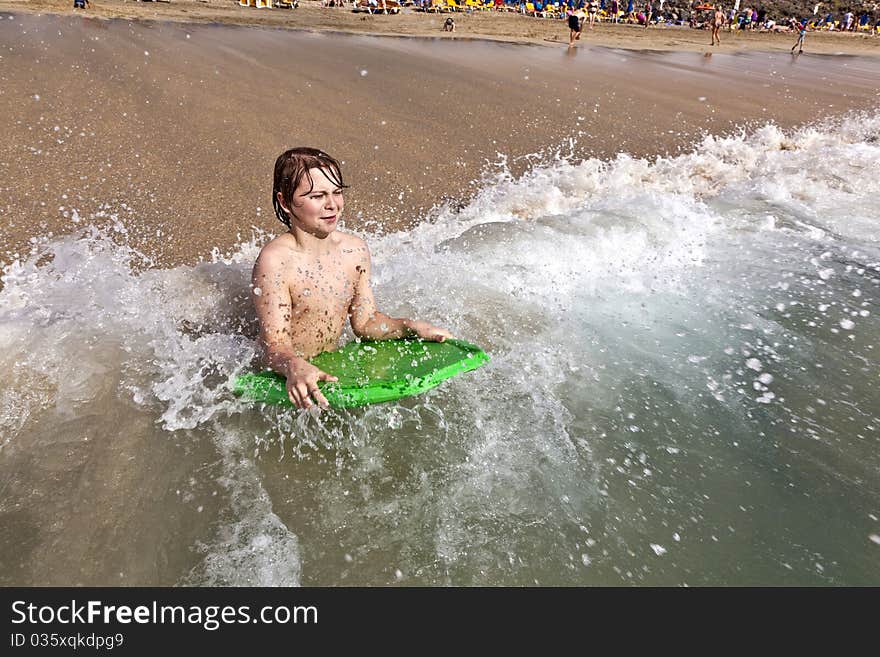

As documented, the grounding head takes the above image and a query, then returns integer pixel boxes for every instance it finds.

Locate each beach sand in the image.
[6,0,880,55]
[2,4,880,588]
[1,3,879,266]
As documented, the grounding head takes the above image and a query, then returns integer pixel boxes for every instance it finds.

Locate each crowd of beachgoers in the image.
[325,0,880,33]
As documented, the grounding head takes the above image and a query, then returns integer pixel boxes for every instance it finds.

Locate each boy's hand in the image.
[284,358,338,410]
[406,320,454,343]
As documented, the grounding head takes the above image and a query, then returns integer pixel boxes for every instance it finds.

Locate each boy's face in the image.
[283,166,345,238]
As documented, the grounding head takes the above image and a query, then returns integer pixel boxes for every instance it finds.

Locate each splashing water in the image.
[1,113,878,586]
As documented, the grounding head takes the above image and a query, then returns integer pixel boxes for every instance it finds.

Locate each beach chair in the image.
[446,0,464,10]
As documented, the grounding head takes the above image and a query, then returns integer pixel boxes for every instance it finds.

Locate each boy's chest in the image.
[286,259,358,310]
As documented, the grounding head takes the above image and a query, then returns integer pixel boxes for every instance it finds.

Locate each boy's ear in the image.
[276,191,291,216]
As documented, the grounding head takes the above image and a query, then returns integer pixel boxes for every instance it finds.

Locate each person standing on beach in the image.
[711,5,724,44]
[588,0,599,28]
[791,17,807,53]
[610,0,619,22]
[253,148,452,409]
[644,0,653,27]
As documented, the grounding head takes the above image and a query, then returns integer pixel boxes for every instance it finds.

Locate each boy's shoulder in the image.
[336,230,369,253]
[255,233,296,264]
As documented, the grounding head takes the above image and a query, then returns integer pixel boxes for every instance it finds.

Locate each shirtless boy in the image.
[711,6,724,45]
[252,148,452,409]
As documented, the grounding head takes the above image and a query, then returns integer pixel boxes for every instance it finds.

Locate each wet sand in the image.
[1,8,880,266]
[2,6,880,588]
[6,0,880,55]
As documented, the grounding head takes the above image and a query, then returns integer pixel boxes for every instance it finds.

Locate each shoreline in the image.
[3,0,880,56]
[1,8,879,268]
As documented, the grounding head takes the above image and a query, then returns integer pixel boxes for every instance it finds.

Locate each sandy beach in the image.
[2,4,879,588]
[5,0,880,55]
[0,3,878,267]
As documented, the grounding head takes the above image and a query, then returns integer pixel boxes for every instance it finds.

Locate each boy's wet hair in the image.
[273,147,348,228]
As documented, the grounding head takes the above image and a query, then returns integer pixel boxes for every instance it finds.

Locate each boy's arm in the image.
[348,243,453,342]
[252,248,337,409]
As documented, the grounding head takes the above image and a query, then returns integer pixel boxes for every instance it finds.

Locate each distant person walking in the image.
[711,5,724,44]
[791,17,807,53]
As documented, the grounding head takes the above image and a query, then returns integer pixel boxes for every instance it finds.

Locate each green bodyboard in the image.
[233,338,490,408]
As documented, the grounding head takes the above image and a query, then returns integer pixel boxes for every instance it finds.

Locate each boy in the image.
[568,9,584,45]
[711,5,724,45]
[791,17,806,53]
[252,148,452,410]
